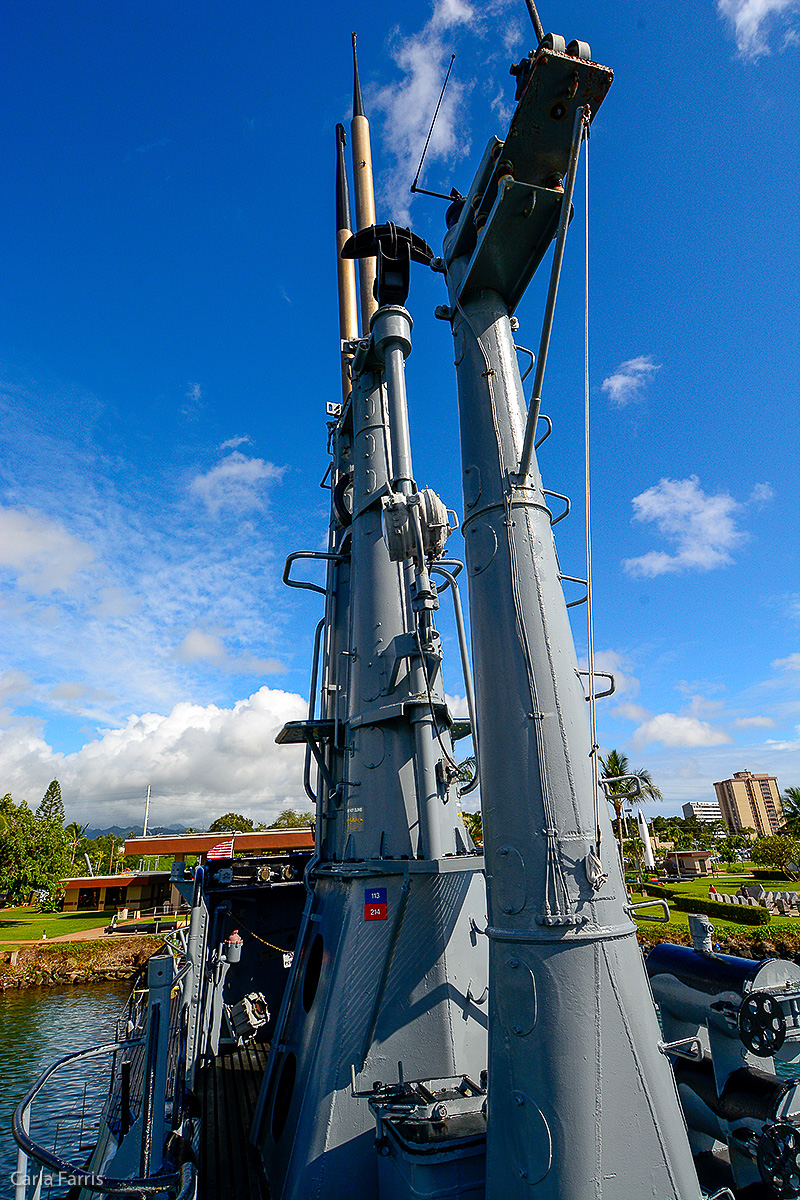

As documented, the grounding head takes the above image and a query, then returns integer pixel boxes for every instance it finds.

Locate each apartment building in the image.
[682,801,724,824]
[713,770,784,836]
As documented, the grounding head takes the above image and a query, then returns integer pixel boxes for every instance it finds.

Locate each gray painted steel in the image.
[252,303,487,1199]
[440,262,701,1196]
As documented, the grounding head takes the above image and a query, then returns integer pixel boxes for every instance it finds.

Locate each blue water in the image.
[0,980,131,1197]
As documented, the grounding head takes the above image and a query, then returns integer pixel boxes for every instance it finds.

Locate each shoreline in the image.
[0,936,166,989]
[4,925,800,991]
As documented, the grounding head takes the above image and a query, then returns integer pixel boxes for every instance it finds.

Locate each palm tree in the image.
[65,820,89,865]
[780,786,800,836]
[599,749,662,861]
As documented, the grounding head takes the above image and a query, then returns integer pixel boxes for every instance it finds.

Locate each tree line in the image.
[0,790,315,908]
[2,768,798,908]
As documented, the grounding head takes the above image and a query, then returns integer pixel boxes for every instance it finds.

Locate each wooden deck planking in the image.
[198,1041,270,1200]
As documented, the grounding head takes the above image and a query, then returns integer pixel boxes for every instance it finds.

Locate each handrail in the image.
[283,551,344,595]
[430,561,479,795]
[13,1038,181,1196]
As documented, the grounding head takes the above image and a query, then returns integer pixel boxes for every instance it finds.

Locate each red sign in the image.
[364,887,387,921]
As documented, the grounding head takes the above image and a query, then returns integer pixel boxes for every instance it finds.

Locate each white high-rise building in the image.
[682,801,723,824]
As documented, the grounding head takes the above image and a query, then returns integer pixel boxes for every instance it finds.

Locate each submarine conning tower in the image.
[251,48,488,1196]
[438,30,702,1200]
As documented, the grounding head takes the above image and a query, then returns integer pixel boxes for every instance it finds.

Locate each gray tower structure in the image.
[252,212,488,1195]
[439,35,703,1200]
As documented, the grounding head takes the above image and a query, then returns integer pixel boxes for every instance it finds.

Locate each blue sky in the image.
[1,0,798,830]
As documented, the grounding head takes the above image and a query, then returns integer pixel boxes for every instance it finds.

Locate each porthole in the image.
[302,933,324,1013]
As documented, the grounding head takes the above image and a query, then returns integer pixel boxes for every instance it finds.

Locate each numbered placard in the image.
[364,886,387,921]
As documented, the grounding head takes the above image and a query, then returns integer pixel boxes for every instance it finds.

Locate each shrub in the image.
[641,883,770,926]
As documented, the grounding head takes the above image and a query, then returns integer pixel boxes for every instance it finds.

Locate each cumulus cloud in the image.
[601,356,660,406]
[717,0,800,58]
[0,505,95,593]
[773,652,800,671]
[623,476,751,576]
[0,686,308,826]
[735,715,776,727]
[189,451,285,516]
[445,692,469,718]
[373,0,477,222]
[632,713,733,750]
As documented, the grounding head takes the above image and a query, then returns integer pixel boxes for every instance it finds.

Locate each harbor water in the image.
[0,979,131,1197]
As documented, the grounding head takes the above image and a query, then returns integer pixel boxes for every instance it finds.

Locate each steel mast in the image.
[252,49,487,1198]
[439,30,703,1200]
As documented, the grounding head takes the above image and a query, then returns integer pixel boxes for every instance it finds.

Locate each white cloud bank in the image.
[632,712,733,751]
[0,686,308,827]
[601,356,660,406]
[718,0,800,58]
[623,475,772,577]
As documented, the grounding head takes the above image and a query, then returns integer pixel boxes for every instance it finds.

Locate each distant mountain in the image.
[83,823,192,840]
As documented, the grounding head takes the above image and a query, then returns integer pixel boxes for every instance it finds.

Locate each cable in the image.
[582,116,601,856]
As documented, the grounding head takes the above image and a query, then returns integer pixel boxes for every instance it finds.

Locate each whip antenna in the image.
[522,0,545,43]
[410,54,461,202]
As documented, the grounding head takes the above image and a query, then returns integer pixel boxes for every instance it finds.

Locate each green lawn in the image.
[0,906,113,943]
[630,873,800,938]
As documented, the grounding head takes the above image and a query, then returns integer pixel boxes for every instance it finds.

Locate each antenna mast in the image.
[335,123,358,399]
[350,34,377,333]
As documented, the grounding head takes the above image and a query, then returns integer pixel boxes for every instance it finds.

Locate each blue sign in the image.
[365,887,387,904]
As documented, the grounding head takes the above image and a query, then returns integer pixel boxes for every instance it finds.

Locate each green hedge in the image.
[752,869,793,883]
[641,883,770,927]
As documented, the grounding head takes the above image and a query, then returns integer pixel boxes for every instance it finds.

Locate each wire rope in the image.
[582,116,601,856]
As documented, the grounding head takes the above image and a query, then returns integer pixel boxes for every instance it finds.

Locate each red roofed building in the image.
[61,870,172,913]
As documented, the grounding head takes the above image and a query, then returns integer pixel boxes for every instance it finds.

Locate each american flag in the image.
[207,837,235,860]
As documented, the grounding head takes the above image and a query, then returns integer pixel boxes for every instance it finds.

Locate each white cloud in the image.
[613,702,652,722]
[735,715,776,727]
[601,356,660,406]
[189,451,286,515]
[632,713,732,750]
[0,505,95,593]
[577,648,641,703]
[373,0,477,222]
[748,482,775,505]
[623,476,750,576]
[176,629,286,677]
[0,670,31,700]
[182,382,204,419]
[717,0,800,57]
[445,692,469,718]
[773,652,800,671]
[220,435,251,451]
[0,686,308,826]
[177,630,227,664]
